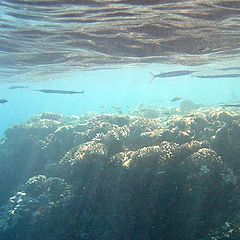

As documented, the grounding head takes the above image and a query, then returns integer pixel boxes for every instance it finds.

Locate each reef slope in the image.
[0,109,240,239]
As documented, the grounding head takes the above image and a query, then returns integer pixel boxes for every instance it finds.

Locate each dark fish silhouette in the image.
[35,89,85,94]
[8,86,28,89]
[171,96,182,102]
[179,100,201,112]
[218,67,240,71]
[220,104,240,108]
[111,106,122,111]
[195,74,240,79]
[0,99,8,104]
[150,70,195,83]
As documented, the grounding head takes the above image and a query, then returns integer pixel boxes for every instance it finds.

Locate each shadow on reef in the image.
[0,109,240,240]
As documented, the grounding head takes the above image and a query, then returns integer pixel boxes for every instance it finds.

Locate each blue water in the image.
[1,64,240,137]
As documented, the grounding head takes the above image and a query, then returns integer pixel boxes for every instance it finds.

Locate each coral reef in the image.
[0,108,240,240]
[0,175,73,240]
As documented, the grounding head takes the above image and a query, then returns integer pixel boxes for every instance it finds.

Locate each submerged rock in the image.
[0,108,240,240]
[0,175,73,240]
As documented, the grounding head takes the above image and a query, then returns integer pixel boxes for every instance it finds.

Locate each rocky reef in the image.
[0,109,240,240]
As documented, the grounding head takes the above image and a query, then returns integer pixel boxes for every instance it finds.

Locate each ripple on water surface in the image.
[0,0,240,78]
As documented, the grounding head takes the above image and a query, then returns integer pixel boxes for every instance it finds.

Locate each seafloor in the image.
[0,108,240,240]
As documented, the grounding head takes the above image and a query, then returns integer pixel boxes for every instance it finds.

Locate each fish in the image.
[171,96,182,102]
[220,104,240,108]
[194,74,240,79]
[150,70,196,83]
[35,89,85,94]
[179,100,201,112]
[217,67,240,71]
[111,106,122,111]
[8,86,28,89]
[0,99,8,104]
[111,106,123,114]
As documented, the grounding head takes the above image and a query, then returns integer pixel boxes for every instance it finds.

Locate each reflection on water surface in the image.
[0,0,240,79]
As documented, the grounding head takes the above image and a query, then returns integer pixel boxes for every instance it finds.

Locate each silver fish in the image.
[195,74,240,79]
[35,89,85,94]
[0,99,8,104]
[150,70,195,83]
[217,67,240,71]
[171,96,182,102]
[220,104,240,108]
[8,86,28,89]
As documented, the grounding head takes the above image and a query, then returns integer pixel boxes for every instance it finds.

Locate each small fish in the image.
[8,86,28,89]
[111,106,122,110]
[179,100,201,112]
[220,104,240,108]
[162,111,171,115]
[218,67,240,71]
[35,89,85,94]
[171,96,182,102]
[195,74,240,79]
[0,99,8,104]
[150,70,195,83]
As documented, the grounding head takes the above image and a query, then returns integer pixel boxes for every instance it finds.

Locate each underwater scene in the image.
[1,0,240,239]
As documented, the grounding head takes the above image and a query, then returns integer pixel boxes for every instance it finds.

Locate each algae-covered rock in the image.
[1,109,240,240]
[0,175,73,240]
[0,114,64,206]
[211,122,240,175]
